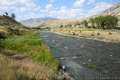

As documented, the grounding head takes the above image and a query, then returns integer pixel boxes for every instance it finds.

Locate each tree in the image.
[104,15,118,29]
[3,12,8,16]
[11,13,16,19]
[5,12,8,16]
[82,20,88,28]
[89,18,95,28]
[91,15,118,29]
[94,16,105,29]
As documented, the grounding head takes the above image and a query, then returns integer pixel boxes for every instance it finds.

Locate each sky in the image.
[0,0,119,21]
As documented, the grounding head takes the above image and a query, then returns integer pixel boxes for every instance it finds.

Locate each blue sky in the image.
[0,0,119,21]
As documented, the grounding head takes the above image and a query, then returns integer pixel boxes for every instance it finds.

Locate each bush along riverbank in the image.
[0,31,59,80]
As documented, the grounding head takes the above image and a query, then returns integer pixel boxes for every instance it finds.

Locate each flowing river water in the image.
[41,31,120,80]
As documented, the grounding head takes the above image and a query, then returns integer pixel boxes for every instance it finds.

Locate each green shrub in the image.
[91,34,95,36]
[108,32,112,35]
[97,32,100,35]
[81,20,88,28]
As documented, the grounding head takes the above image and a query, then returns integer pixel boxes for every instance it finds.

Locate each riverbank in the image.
[51,28,120,43]
[0,31,58,80]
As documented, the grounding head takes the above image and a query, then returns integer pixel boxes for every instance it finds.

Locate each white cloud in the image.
[74,0,86,8]
[41,0,98,19]
[41,5,86,19]
[46,4,53,9]
[73,0,96,8]
[0,0,115,20]
[0,0,41,20]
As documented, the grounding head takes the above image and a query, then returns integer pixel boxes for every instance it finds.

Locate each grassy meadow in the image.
[0,31,58,80]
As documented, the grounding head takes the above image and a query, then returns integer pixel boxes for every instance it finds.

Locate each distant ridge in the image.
[102,3,120,16]
[21,17,57,27]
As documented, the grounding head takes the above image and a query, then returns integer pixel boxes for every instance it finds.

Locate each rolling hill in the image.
[0,15,29,36]
[21,17,57,27]
[0,16,27,29]
[0,16,21,26]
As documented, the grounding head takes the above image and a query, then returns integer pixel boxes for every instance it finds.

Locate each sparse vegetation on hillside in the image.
[0,13,27,30]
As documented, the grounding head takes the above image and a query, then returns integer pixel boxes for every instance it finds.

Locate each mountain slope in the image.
[102,3,120,16]
[0,15,29,36]
[0,16,27,29]
[21,17,57,27]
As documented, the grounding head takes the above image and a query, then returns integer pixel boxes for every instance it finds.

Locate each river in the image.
[41,31,120,80]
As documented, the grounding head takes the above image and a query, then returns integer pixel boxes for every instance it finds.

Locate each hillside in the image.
[38,19,82,29]
[0,16,28,29]
[0,16,29,37]
[0,16,21,26]
[21,17,57,27]
[102,3,120,16]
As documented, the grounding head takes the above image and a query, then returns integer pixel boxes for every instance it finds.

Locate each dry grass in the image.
[0,31,58,80]
[0,28,8,33]
[0,28,8,38]
[51,28,120,43]
[0,54,57,80]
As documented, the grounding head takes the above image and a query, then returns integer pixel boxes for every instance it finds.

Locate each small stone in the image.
[98,44,102,47]
[109,55,113,57]
[52,40,55,43]
[83,62,86,65]
[103,70,109,74]
[60,57,65,60]
[80,45,84,48]
[64,46,68,49]
[72,56,77,59]
[88,59,92,62]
